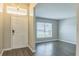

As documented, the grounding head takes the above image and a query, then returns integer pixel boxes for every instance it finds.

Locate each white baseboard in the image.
[3,48,13,51]
[4,46,28,51]
[36,39,58,43]
[28,46,35,53]
[3,46,35,53]
[59,39,76,45]
[0,50,4,56]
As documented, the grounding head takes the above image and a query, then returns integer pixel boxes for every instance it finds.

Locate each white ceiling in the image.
[35,3,77,20]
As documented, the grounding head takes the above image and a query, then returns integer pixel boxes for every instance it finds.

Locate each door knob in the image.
[12,29,15,35]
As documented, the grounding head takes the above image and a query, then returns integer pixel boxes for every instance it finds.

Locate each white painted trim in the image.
[36,39,58,43]
[59,39,76,45]
[3,48,13,51]
[3,46,27,51]
[28,45,35,53]
[0,50,4,56]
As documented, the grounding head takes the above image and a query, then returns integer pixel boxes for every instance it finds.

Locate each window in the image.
[0,4,3,13]
[6,6,27,15]
[7,6,18,14]
[37,22,45,38]
[45,23,52,37]
[37,22,52,38]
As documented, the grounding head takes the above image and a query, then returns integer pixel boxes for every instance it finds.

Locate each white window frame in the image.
[37,22,52,38]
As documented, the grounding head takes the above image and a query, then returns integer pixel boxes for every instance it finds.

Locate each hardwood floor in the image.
[2,47,33,56]
[34,41,76,56]
[2,41,76,56]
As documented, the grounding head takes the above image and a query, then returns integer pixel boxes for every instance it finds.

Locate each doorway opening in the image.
[34,3,76,56]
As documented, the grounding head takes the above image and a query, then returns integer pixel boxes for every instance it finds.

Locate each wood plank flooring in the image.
[34,41,76,56]
[2,47,33,56]
[2,41,76,56]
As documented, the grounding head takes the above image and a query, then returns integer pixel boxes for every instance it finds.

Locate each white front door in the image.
[11,15,28,49]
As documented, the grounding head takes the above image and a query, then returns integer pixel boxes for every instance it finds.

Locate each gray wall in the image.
[36,17,59,43]
[59,17,76,44]
[36,17,76,44]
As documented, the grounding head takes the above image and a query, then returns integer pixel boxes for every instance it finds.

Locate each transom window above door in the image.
[37,22,52,38]
[6,6,27,15]
[0,4,3,13]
